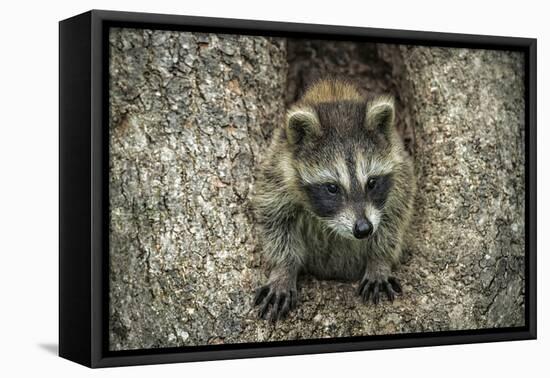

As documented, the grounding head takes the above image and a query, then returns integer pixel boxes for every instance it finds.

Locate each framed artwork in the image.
[59,10,536,368]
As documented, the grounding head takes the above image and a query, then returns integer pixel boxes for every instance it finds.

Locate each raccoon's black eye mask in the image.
[366,174,393,208]
[303,183,344,218]
[302,173,392,217]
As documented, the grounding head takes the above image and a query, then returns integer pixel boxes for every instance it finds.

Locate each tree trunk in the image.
[109,29,525,350]
[108,28,287,350]
[390,45,525,329]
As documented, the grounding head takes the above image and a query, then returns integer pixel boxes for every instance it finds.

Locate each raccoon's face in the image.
[301,167,392,239]
[285,96,398,240]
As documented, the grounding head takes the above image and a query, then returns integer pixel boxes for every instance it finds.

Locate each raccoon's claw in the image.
[253,283,297,322]
[388,277,402,293]
[358,276,402,304]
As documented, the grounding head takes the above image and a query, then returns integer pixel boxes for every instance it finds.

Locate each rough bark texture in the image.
[389,46,525,330]
[109,28,525,351]
[108,28,287,349]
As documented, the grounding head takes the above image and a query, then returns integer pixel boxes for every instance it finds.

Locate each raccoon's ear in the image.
[285,107,320,145]
[366,96,395,135]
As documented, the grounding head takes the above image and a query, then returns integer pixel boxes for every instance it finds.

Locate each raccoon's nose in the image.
[353,218,373,239]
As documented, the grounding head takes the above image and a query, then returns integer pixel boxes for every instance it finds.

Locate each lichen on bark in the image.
[109,28,525,351]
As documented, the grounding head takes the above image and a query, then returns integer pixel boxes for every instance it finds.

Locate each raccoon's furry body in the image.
[253,79,416,321]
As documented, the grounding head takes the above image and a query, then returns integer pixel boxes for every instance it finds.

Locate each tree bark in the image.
[108,28,287,350]
[109,29,525,350]
[390,45,525,329]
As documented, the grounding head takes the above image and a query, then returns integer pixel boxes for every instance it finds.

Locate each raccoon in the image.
[253,79,416,321]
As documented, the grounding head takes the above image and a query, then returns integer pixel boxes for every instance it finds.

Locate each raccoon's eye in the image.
[325,183,340,195]
[367,177,378,190]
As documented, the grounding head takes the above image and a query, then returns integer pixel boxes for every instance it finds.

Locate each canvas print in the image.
[108,27,525,351]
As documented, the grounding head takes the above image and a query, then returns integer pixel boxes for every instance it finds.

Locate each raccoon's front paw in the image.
[358,275,402,304]
[253,282,297,322]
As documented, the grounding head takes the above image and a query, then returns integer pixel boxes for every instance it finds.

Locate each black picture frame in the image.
[59,9,537,368]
